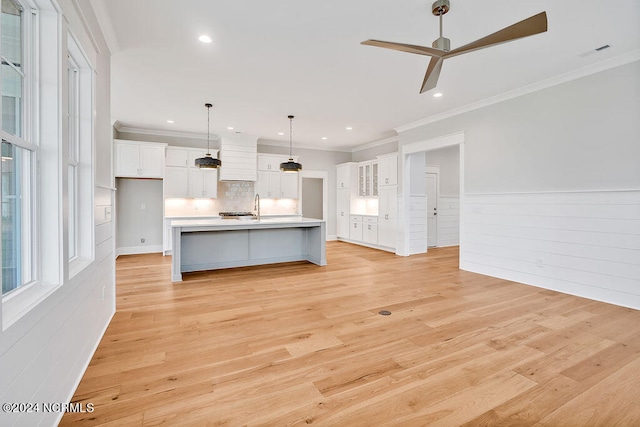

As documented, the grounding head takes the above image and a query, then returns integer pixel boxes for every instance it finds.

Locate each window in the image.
[66,34,93,277]
[1,0,35,296]
[67,57,79,261]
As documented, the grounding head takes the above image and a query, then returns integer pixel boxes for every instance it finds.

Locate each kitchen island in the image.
[171,218,326,282]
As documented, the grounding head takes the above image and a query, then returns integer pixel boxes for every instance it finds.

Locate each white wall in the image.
[116,178,164,254]
[0,1,115,426]
[399,60,640,309]
[426,145,460,197]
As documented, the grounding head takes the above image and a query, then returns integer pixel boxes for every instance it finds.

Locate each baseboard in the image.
[116,245,163,257]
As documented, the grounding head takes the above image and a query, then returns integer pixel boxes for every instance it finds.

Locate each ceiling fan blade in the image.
[361,39,445,57]
[420,57,444,93]
[444,11,547,59]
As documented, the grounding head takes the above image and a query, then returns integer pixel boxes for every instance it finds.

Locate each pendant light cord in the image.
[288,115,294,160]
[206,104,211,155]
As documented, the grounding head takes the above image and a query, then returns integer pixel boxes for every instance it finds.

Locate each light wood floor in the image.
[62,242,640,426]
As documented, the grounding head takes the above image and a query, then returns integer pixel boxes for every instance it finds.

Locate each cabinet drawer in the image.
[363,216,378,224]
[350,215,363,222]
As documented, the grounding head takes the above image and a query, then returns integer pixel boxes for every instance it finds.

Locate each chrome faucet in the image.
[254,193,260,221]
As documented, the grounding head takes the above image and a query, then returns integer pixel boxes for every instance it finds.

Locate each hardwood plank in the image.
[61,243,640,426]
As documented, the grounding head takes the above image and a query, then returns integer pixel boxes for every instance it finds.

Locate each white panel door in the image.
[426,172,438,247]
[115,142,140,177]
[202,169,218,198]
[139,145,165,178]
[280,173,298,198]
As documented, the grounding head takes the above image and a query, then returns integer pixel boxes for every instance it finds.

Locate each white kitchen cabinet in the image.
[358,160,378,197]
[257,154,287,171]
[336,188,350,238]
[336,162,357,189]
[164,166,189,198]
[257,169,298,199]
[188,168,218,198]
[280,172,298,198]
[114,140,166,178]
[350,215,363,241]
[362,216,378,245]
[378,185,398,249]
[164,147,218,198]
[166,147,189,167]
[378,153,398,187]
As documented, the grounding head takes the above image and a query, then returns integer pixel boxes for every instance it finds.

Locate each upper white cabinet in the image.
[358,160,378,197]
[218,133,258,181]
[256,154,299,199]
[114,140,166,178]
[377,153,398,187]
[258,154,286,171]
[256,170,298,199]
[164,146,218,198]
[336,162,357,189]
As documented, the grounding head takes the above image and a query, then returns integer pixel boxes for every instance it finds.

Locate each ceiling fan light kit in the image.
[362,0,547,93]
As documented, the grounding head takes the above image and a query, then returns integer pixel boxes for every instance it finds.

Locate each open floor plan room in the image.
[62,243,640,425]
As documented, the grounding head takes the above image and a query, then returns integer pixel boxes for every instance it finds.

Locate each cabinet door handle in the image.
[341,212,344,216]
[368,225,371,230]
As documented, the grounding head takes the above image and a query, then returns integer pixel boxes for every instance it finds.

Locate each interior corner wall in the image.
[0,1,116,426]
[115,178,164,254]
[351,140,398,162]
[399,60,640,309]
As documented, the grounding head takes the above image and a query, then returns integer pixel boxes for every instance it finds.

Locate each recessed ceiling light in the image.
[433,92,443,98]
[346,126,353,130]
[321,137,328,140]
[278,132,284,135]
[227,126,234,130]
[166,120,174,123]
[198,35,212,43]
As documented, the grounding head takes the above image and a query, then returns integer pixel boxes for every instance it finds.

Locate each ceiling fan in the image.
[361,0,548,93]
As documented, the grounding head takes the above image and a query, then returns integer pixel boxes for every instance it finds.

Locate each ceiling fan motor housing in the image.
[432,37,450,51]
[432,0,450,16]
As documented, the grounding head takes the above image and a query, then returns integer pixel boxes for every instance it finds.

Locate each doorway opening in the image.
[300,170,328,238]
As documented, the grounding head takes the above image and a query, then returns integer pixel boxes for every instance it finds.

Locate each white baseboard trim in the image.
[116,245,163,257]
[327,234,338,241]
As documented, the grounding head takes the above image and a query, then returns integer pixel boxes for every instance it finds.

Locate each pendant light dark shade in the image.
[280,115,302,173]
[195,103,222,169]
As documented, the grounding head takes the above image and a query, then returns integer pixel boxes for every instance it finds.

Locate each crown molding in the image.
[350,135,399,153]
[257,139,352,153]
[394,49,640,134]
[114,123,216,141]
[89,0,120,54]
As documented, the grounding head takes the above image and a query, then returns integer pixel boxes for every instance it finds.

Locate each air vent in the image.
[579,44,611,57]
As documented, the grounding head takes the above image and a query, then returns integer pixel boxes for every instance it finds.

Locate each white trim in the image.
[258,139,352,153]
[466,188,640,196]
[114,123,218,142]
[116,245,163,257]
[88,0,119,54]
[403,131,465,155]
[300,170,328,237]
[395,50,640,134]
[350,135,399,153]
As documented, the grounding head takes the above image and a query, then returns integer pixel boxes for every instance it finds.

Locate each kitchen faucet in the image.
[254,193,260,221]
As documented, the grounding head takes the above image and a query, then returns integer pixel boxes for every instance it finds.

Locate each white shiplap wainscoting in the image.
[410,196,428,254]
[437,196,460,247]
[461,190,640,310]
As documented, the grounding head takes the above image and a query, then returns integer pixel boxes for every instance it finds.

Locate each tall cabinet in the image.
[377,153,398,250]
[336,162,358,239]
[165,147,218,198]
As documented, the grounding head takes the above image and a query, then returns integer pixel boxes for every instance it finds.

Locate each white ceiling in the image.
[96,0,640,151]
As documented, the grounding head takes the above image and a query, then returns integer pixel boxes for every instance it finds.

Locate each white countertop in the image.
[171,217,324,231]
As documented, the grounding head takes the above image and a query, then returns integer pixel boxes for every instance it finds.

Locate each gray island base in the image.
[171,218,326,282]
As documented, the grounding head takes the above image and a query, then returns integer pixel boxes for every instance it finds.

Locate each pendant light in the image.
[280,115,302,173]
[195,103,222,168]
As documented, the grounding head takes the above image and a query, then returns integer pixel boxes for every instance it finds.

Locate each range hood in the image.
[218,133,258,182]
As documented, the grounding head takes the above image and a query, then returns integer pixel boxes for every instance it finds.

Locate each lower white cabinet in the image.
[362,216,378,245]
[350,215,363,241]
